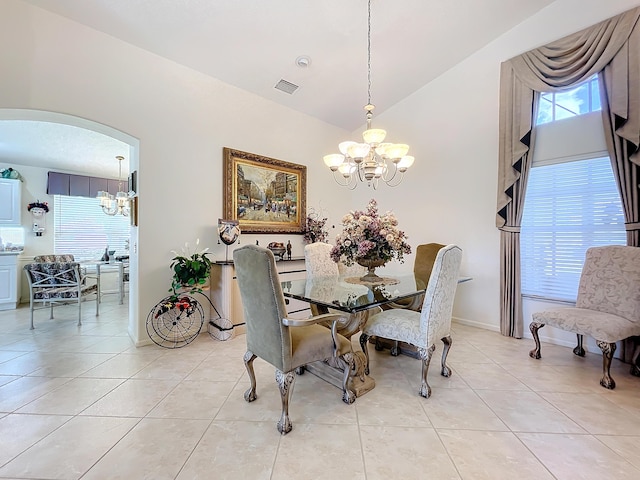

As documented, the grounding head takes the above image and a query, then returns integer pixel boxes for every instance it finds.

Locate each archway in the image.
[0,108,140,339]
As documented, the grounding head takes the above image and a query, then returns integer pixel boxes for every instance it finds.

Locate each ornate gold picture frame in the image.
[223,148,307,234]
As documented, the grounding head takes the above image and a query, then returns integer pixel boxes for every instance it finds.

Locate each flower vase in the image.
[357,258,387,283]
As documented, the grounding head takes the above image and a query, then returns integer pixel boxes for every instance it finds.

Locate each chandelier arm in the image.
[101,204,118,216]
[331,171,355,189]
[383,170,406,188]
[380,161,399,183]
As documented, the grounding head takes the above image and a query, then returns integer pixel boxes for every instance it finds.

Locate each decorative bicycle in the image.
[146,292,234,348]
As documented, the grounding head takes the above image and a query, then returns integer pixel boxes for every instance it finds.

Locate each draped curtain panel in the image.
[497,8,640,348]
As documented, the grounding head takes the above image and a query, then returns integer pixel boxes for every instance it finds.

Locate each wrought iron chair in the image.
[529,245,640,389]
[24,261,99,330]
[360,245,463,398]
[233,244,356,435]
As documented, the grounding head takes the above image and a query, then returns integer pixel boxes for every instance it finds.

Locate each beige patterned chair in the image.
[360,245,463,398]
[24,261,99,330]
[375,243,446,355]
[233,244,356,435]
[529,245,640,389]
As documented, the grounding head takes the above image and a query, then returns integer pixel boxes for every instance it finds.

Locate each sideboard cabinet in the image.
[210,257,309,336]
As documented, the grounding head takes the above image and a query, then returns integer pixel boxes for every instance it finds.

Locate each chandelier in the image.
[97,156,130,216]
[323,0,414,189]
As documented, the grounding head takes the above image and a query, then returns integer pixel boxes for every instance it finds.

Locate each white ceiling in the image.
[1,0,555,177]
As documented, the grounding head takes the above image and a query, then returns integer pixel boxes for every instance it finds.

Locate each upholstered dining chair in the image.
[24,261,99,330]
[233,244,356,435]
[529,245,640,389]
[374,243,446,355]
[360,244,463,398]
[304,242,374,339]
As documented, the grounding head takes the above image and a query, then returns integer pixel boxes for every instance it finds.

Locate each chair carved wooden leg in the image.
[275,369,295,435]
[359,333,371,375]
[596,340,616,389]
[441,335,452,377]
[573,334,585,357]
[529,322,545,359]
[243,350,257,402]
[418,344,436,398]
[390,340,399,356]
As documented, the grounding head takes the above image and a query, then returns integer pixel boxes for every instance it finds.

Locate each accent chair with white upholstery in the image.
[24,261,99,330]
[304,242,374,339]
[376,242,446,355]
[360,244,463,398]
[233,244,356,435]
[529,245,640,389]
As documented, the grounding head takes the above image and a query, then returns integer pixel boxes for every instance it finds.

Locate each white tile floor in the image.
[0,298,639,479]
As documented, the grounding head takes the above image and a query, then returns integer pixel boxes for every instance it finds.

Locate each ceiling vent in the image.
[274,79,299,95]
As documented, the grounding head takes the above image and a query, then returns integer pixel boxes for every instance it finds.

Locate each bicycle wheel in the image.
[146,294,205,348]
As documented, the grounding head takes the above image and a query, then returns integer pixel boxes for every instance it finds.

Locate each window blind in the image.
[520,156,626,302]
[54,195,129,262]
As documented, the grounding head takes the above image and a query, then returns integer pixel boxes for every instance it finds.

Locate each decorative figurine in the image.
[286,240,292,260]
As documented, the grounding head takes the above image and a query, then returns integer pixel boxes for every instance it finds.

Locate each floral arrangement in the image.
[27,201,49,213]
[330,199,411,266]
[303,212,329,244]
[169,239,213,294]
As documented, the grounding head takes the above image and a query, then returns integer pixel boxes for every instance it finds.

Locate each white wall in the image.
[2,0,639,345]
[0,0,352,344]
[355,0,640,337]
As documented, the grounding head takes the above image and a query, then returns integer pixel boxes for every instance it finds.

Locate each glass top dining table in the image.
[281,273,430,314]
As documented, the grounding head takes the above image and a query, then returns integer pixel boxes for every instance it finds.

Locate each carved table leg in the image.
[243,350,257,402]
[359,333,371,375]
[275,369,295,434]
[441,335,452,377]
[596,340,616,389]
[529,322,544,359]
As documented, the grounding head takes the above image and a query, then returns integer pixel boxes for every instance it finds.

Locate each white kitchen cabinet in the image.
[0,253,19,310]
[0,178,22,226]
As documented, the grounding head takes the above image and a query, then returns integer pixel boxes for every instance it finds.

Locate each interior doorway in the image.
[0,108,139,339]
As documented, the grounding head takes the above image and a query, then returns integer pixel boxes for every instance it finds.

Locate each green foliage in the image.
[169,251,213,295]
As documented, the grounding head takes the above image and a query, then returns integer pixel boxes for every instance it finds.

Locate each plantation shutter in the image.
[520,156,626,302]
[53,195,129,262]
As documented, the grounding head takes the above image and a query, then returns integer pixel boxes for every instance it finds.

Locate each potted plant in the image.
[169,239,213,295]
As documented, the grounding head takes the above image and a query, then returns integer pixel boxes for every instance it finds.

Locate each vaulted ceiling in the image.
[2,0,555,176]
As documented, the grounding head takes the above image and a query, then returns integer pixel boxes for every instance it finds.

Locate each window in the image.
[536,75,601,125]
[0,227,24,250]
[54,195,129,262]
[521,156,626,302]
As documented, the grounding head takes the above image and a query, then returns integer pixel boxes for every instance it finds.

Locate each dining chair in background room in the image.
[233,244,357,435]
[359,244,463,398]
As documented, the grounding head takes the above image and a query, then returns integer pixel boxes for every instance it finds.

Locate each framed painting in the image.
[223,148,307,234]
